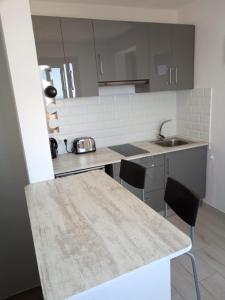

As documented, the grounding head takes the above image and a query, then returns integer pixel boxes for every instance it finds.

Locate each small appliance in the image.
[49,138,58,159]
[72,137,96,154]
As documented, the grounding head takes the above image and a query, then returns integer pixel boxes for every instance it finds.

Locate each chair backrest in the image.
[119,159,146,189]
[164,177,200,227]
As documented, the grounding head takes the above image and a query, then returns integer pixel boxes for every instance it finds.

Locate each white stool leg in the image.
[164,202,168,218]
[142,189,145,202]
[190,226,195,241]
[186,252,201,300]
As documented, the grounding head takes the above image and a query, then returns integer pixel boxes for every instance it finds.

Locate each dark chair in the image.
[164,177,200,240]
[119,159,146,201]
[164,177,201,300]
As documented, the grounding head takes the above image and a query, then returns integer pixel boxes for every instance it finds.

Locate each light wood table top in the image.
[53,139,208,175]
[25,170,191,300]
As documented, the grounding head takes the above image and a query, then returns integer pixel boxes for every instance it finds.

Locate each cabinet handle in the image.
[175,67,178,85]
[68,63,76,98]
[98,54,103,76]
[169,67,172,85]
[62,66,69,98]
[68,63,75,91]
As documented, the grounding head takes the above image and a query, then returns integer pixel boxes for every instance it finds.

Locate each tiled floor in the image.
[6,205,225,300]
[170,204,225,300]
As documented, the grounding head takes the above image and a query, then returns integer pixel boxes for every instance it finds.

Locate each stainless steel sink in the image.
[154,138,190,147]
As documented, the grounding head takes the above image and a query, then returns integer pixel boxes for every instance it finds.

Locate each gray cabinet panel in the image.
[172,25,195,90]
[93,20,149,82]
[145,190,165,212]
[145,166,165,193]
[135,154,164,168]
[149,23,173,92]
[149,23,194,92]
[32,16,64,66]
[61,18,98,97]
[165,147,207,199]
[108,155,165,205]
[32,16,69,99]
[32,16,98,98]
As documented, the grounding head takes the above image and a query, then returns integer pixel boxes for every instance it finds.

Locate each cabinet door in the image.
[165,147,207,199]
[32,16,64,66]
[172,25,195,90]
[32,16,68,99]
[93,20,149,82]
[61,18,98,97]
[145,190,165,212]
[149,23,173,92]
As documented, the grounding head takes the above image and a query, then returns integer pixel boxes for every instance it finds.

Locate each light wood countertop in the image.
[53,139,208,175]
[25,170,191,300]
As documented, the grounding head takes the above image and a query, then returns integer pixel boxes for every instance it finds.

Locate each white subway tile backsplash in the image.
[191,88,204,97]
[52,91,177,154]
[177,88,212,142]
[50,88,211,154]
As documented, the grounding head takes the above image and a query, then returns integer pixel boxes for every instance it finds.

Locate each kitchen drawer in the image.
[145,165,165,192]
[122,181,142,199]
[134,155,164,168]
[107,162,120,182]
[145,189,165,212]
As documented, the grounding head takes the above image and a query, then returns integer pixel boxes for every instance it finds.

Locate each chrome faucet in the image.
[158,120,172,140]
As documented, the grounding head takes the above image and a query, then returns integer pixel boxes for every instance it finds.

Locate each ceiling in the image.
[31,0,196,10]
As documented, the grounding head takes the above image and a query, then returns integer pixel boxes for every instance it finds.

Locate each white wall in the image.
[0,0,54,183]
[31,1,178,23]
[178,0,225,212]
[49,90,177,154]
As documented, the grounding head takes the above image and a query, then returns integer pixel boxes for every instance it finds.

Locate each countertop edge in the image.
[53,140,208,175]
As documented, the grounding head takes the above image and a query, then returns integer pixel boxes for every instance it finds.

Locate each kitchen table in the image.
[25,170,191,300]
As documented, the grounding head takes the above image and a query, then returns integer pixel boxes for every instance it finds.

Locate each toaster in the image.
[72,137,96,154]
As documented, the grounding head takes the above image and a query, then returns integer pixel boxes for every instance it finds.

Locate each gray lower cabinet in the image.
[165,146,207,199]
[107,154,165,212]
[145,190,165,212]
[107,147,207,211]
[149,23,195,91]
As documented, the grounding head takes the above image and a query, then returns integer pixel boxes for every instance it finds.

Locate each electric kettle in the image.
[49,138,58,159]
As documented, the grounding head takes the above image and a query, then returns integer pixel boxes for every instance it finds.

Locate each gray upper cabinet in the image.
[32,16,64,66]
[172,25,195,90]
[32,16,98,98]
[165,147,207,199]
[60,18,98,97]
[93,20,149,82]
[32,16,195,97]
[149,23,195,92]
[149,23,173,92]
[32,16,67,99]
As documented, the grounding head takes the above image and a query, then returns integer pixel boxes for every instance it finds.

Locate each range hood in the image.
[98,79,149,87]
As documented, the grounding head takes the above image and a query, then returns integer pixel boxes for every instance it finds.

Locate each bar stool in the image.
[119,159,146,201]
[164,177,201,300]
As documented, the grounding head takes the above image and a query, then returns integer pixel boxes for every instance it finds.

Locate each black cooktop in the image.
[109,144,149,157]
